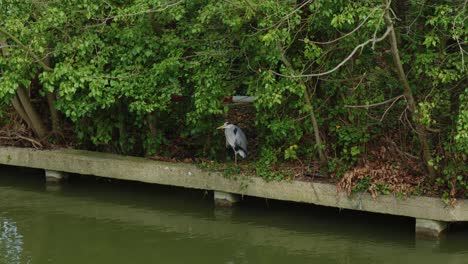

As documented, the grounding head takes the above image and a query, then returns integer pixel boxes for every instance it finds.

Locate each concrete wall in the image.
[0,146,466,222]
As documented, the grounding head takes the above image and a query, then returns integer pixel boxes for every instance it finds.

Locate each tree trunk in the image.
[11,96,33,129]
[276,43,327,165]
[1,33,49,139]
[43,55,61,134]
[305,81,327,164]
[46,91,60,133]
[146,113,158,137]
[383,0,436,179]
[16,87,48,139]
[289,0,327,165]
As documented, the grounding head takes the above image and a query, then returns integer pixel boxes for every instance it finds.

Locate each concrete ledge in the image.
[45,170,68,184]
[415,219,448,239]
[0,146,467,222]
[214,190,240,207]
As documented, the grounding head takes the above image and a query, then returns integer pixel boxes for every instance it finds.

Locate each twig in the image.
[452,0,467,72]
[425,127,441,133]
[402,107,419,134]
[110,1,182,20]
[349,73,367,92]
[16,135,43,148]
[221,0,242,8]
[0,27,53,72]
[308,7,380,45]
[250,0,313,33]
[243,0,258,13]
[272,26,392,78]
[383,137,419,160]
[380,95,405,121]
[88,1,182,27]
[345,94,404,109]
[0,44,16,49]
[399,105,407,123]
[0,135,43,149]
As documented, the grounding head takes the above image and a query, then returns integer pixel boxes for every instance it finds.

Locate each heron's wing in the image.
[234,127,248,152]
[225,128,236,148]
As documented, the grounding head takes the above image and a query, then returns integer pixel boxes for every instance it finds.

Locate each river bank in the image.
[0,146,466,239]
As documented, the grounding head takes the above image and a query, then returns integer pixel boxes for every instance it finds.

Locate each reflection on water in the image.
[0,166,467,264]
[0,218,23,264]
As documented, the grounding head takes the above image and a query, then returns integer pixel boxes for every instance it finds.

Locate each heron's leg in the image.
[225,147,231,162]
[235,153,237,165]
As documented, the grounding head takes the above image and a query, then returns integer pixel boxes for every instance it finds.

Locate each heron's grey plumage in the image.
[218,122,247,164]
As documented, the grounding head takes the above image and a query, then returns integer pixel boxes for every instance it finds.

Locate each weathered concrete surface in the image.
[415,219,448,239]
[0,146,467,222]
[214,190,241,207]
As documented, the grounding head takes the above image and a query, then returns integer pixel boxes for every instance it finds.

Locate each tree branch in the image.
[243,0,258,13]
[345,94,404,109]
[106,1,182,21]
[0,135,43,149]
[251,0,313,32]
[382,0,435,178]
[308,7,380,45]
[0,27,53,72]
[272,26,392,78]
[276,42,327,165]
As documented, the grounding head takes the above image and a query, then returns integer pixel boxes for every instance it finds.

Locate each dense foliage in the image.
[0,0,466,197]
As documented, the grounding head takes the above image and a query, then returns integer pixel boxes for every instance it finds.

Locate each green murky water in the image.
[0,166,467,264]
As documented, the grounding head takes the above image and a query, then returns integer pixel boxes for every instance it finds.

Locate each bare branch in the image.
[345,94,404,109]
[251,0,313,33]
[380,94,405,121]
[0,135,43,149]
[272,26,392,78]
[0,44,16,49]
[243,0,258,13]
[383,137,419,160]
[450,0,467,72]
[87,1,182,28]
[454,30,467,72]
[425,127,441,133]
[0,27,53,72]
[16,134,44,148]
[111,1,182,20]
[221,0,242,9]
[345,94,405,122]
[309,7,380,45]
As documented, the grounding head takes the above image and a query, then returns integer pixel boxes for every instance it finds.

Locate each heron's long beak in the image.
[216,125,226,130]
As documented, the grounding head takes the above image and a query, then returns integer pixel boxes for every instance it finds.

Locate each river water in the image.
[0,166,466,264]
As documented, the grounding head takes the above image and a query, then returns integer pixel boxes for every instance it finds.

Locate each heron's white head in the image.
[216,122,233,130]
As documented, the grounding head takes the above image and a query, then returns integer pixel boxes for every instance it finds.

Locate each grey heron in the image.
[217,122,248,165]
